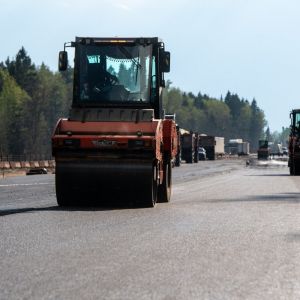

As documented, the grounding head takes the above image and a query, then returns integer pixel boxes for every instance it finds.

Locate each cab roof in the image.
[75,37,162,45]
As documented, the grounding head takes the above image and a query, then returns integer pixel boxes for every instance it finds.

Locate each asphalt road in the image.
[1,159,300,299]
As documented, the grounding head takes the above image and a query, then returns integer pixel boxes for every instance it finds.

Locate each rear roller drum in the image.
[295,163,300,176]
[157,160,172,203]
[134,164,158,208]
[290,161,295,175]
[290,160,300,176]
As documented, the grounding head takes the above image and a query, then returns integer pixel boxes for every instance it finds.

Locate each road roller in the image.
[288,109,300,175]
[52,37,177,207]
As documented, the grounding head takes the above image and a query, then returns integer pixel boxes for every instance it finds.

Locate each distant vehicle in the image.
[180,129,199,164]
[238,142,250,156]
[269,142,283,156]
[282,147,288,155]
[288,109,300,175]
[198,147,206,160]
[26,168,48,175]
[198,135,225,160]
[227,139,243,155]
[226,139,250,156]
[257,140,270,160]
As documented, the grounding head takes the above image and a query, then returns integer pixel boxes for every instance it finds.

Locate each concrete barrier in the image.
[29,161,40,168]
[0,160,55,171]
[9,161,22,169]
[20,161,31,168]
[0,162,11,169]
[48,160,55,168]
[39,161,49,168]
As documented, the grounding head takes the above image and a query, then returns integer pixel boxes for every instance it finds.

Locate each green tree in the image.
[201,98,231,137]
[1,49,268,157]
[4,47,38,96]
[270,127,290,146]
[0,69,30,155]
[249,99,266,151]
[265,127,271,141]
[1,48,72,157]
[238,105,252,142]
[163,85,266,150]
[22,64,71,157]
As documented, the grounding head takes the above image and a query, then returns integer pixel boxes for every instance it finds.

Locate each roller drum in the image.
[55,159,157,207]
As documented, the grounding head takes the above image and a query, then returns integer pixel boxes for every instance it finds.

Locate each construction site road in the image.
[1,158,300,299]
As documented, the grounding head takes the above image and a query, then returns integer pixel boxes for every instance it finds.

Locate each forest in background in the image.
[0,47,288,157]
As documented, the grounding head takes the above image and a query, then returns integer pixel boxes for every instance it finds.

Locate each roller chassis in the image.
[52,109,176,207]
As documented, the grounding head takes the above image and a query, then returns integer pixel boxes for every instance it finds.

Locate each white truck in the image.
[227,139,250,155]
[237,142,250,156]
[269,143,283,156]
[199,135,225,160]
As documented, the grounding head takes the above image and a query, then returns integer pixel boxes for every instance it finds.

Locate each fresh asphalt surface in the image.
[1,158,300,299]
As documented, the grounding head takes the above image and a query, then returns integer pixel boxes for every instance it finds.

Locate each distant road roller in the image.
[288,109,300,175]
[52,37,177,207]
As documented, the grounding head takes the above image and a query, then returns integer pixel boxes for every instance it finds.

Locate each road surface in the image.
[1,159,300,299]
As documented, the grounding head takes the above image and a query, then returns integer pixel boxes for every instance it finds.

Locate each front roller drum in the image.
[55,160,158,207]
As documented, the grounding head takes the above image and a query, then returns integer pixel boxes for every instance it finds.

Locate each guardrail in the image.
[0,160,55,170]
[0,157,55,178]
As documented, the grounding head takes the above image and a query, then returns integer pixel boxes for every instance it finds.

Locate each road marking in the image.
[0,183,53,187]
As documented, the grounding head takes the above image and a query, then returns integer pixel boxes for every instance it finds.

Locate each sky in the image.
[1,0,300,132]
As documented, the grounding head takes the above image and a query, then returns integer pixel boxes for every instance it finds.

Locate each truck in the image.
[52,37,178,207]
[199,135,224,160]
[226,139,243,155]
[257,140,269,160]
[288,109,300,175]
[237,142,250,156]
[269,142,283,157]
[180,129,199,163]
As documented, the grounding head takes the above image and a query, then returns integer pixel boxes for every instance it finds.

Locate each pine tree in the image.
[5,47,38,96]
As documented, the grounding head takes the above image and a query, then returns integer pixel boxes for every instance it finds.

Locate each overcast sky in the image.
[2,0,300,132]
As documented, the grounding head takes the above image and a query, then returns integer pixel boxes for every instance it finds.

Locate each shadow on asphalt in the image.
[286,232,300,242]
[0,202,138,217]
[245,174,290,177]
[0,206,60,217]
[209,193,300,204]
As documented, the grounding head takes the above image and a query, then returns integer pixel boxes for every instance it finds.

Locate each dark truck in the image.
[180,129,199,164]
[199,135,225,160]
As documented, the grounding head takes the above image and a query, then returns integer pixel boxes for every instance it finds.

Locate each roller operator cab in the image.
[52,37,177,207]
[288,109,300,175]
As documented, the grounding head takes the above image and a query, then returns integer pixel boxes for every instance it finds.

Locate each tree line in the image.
[163,83,266,150]
[0,47,268,157]
[0,47,73,158]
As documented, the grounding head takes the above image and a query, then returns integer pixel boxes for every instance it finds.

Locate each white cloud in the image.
[113,2,131,11]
